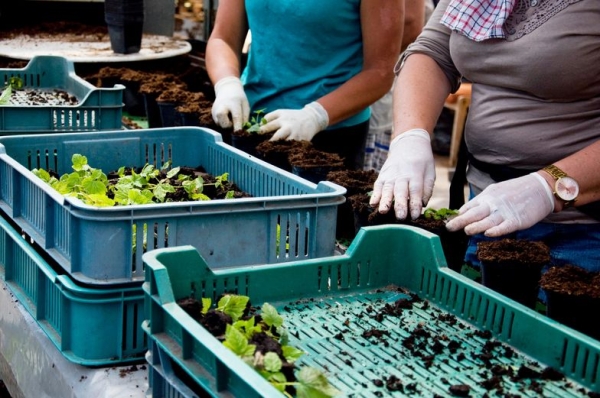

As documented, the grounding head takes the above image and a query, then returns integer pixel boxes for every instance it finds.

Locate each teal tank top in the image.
[242,0,370,129]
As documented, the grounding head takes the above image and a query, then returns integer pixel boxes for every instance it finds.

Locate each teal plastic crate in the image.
[142,225,600,397]
[0,55,124,133]
[0,126,345,285]
[0,215,146,366]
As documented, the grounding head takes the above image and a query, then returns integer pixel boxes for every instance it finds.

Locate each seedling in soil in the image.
[423,207,459,221]
[243,108,268,134]
[0,77,24,105]
[179,293,340,398]
[32,154,237,207]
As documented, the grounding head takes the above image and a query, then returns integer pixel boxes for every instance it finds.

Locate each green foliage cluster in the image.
[32,154,234,207]
[203,294,340,397]
[423,207,459,220]
[0,77,24,105]
[243,109,268,134]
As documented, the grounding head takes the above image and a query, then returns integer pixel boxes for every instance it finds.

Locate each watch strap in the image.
[542,164,568,180]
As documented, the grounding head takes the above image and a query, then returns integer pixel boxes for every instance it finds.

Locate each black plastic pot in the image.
[230,133,270,158]
[481,261,544,308]
[544,291,600,340]
[292,165,341,184]
[104,0,144,54]
[157,102,177,127]
[142,93,162,128]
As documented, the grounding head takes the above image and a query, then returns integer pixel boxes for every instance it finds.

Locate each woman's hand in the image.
[446,173,555,236]
[262,102,329,141]
[370,128,436,220]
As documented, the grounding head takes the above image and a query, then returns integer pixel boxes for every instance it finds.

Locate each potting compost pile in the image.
[278,288,590,397]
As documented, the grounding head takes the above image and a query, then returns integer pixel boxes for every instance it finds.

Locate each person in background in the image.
[370,0,600,272]
[363,0,433,171]
[206,0,404,170]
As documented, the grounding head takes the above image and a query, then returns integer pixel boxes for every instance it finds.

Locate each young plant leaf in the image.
[223,324,256,357]
[217,295,249,322]
[261,303,283,328]
[263,352,283,373]
[295,367,341,398]
[201,298,212,314]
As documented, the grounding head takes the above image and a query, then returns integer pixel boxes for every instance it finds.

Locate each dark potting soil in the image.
[288,145,345,169]
[326,169,378,197]
[540,264,600,298]
[256,139,313,171]
[477,239,550,267]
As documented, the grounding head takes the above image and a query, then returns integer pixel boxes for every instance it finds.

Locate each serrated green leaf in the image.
[223,324,256,357]
[0,84,11,105]
[71,154,88,171]
[295,367,341,398]
[217,295,249,322]
[263,352,282,373]
[166,166,180,179]
[32,168,51,182]
[84,193,115,207]
[201,298,212,314]
[82,179,107,195]
[282,345,304,363]
[261,303,283,328]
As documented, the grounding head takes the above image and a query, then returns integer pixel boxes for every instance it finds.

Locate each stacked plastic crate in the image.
[142,225,600,397]
[0,57,346,367]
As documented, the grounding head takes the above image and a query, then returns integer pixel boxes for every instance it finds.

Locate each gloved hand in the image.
[445,172,555,237]
[261,102,329,141]
[211,76,250,131]
[369,129,436,220]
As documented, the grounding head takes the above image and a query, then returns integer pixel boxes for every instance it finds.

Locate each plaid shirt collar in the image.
[441,0,516,42]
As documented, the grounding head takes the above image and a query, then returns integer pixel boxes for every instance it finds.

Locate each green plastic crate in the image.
[0,55,124,132]
[0,215,146,366]
[142,225,600,397]
[0,127,345,285]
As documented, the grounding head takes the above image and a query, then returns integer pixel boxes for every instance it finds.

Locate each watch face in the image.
[555,176,579,201]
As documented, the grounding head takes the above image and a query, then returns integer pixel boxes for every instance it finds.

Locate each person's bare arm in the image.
[205,0,248,84]
[401,0,425,53]
[316,0,404,126]
[392,53,452,139]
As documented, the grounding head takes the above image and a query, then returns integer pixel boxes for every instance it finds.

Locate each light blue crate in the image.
[0,215,146,366]
[0,126,346,285]
[142,225,600,397]
[0,55,124,133]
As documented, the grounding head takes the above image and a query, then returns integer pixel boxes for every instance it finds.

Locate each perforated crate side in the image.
[0,216,146,366]
[142,225,600,396]
[0,127,345,285]
[0,55,124,132]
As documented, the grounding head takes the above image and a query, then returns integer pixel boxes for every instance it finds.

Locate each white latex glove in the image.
[369,129,436,220]
[211,76,250,131]
[261,102,329,141]
[445,172,555,237]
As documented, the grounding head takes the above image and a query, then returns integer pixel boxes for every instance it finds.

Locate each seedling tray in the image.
[0,215,146,366]
[0,126,345,285]
[0,55,124,132]
[142,225,600,397]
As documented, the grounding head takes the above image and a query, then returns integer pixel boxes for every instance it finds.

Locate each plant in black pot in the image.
[477,239,550,309]
[540,264,600,340]
[104,0,144,54]
[230,109,272,157]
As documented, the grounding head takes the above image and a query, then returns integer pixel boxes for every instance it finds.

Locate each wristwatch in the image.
[542,164,579,208]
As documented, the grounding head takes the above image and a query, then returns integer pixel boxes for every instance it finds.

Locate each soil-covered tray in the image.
[143,226,600,398]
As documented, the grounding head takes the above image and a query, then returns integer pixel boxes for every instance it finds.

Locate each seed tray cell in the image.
[0,126,345,285]
[0,55,124,133]
[142,225,600,397]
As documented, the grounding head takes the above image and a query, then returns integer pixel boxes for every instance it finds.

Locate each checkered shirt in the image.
[440,0,516,42]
